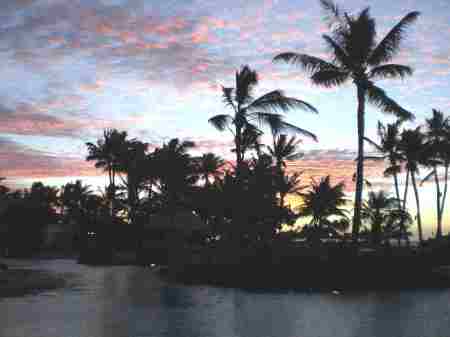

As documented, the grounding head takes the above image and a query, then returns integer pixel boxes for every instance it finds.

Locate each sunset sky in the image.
[0,0,450,236]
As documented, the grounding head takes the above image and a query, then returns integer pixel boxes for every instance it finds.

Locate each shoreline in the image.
[0,267,68,298]
[164,263,450,292]
[158,244,450,292]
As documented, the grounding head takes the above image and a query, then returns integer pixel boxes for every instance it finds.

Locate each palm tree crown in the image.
[299,176,348,226]
[196,153,225,186]
[275,1,418,115]
[268,134,304,170]
[209,65,317,175]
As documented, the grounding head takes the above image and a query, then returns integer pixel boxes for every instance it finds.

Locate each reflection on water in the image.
[1,259,450,337]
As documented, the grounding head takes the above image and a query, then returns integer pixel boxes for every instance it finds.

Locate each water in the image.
[1,259,450,337]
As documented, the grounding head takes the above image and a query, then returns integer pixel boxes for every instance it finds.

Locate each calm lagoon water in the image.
[1,259,450,337]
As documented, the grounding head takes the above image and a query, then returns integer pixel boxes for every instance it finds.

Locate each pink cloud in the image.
[191,24,215,44]
[0,137,97,181]
[79,80,106,93]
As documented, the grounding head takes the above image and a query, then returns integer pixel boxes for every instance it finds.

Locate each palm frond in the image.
[221,87,235,108]
[366,83,414,121]
[247,90,318,113]
[420,169,435,186]
[252,112,284,134]
[320,0,340,19]
[322,35,351,68]
[311,68,350,87]
[363,136,383,152]
[369,64,413,80]
[208,114,233,131]
[235,65,258,105]
[273,53,335,74]
[368,11,420,65]
[384,164,401,177]
[345,7,376,64]
[279,121,318,142]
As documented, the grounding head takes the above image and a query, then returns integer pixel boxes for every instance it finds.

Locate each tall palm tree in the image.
[153,138,198,218]
[364,121,409,245]
[274,0,418,241]
[208,65,317,178]
[298,176,348,243]
[441,122,450,236]
[117,139,149,225]
[398,127,426,243]
[86,129,129,216]
[422,109,449,238]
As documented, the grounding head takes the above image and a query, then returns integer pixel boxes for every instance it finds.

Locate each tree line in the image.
[3,0,450,257]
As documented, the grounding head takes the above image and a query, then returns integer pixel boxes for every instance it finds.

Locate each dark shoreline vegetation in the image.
[2,0,450,292]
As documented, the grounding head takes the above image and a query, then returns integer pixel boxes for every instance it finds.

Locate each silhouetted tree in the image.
[362,190,399,245]
[298,176,349,244]
[267,135,305,208]
[86,129,129,217]
[60,180,93,224]
[1,182,59,256]
[209,65,317,179]
[422,109,449,238]
[152,139,198,222]
[365,121,409,245]
[195,153,225,187]
[399,127,427,243]
[117,139,149,225]
[274,0,418,241]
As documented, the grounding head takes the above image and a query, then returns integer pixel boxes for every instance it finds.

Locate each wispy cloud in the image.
[0,136,96,181]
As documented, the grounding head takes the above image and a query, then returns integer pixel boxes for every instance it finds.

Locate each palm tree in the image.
[441,122,450,236]
[153,138,198,219]
[60,180,93,223]
[27,182,59,211]
[364,121,409,245]
[86,129,129,216]
[298,176,348,243]
[196,153,225,187]
[386,209,413,245]
[117,139,149,225]
[398,127,426,243]
[422,109,449,239]
[362,190,399,245]
[274,0,418,241]
[268,134,305,208]
[208,65,317,178]
[268,134,304,171]
[277,171,306,210]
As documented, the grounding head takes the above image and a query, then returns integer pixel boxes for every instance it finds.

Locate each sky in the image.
[0,0,450,237]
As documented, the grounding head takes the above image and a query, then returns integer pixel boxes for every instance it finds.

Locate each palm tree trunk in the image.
[411,171,423,244]
[393,172,409,246]
[393,172,401,206]
[108,167,112,216]
[433,168,443,239]
[440,163,449,236]
[402,168,410,211]
[111,180,116,219]
[352,84,366,243]
[235,126,243,180]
